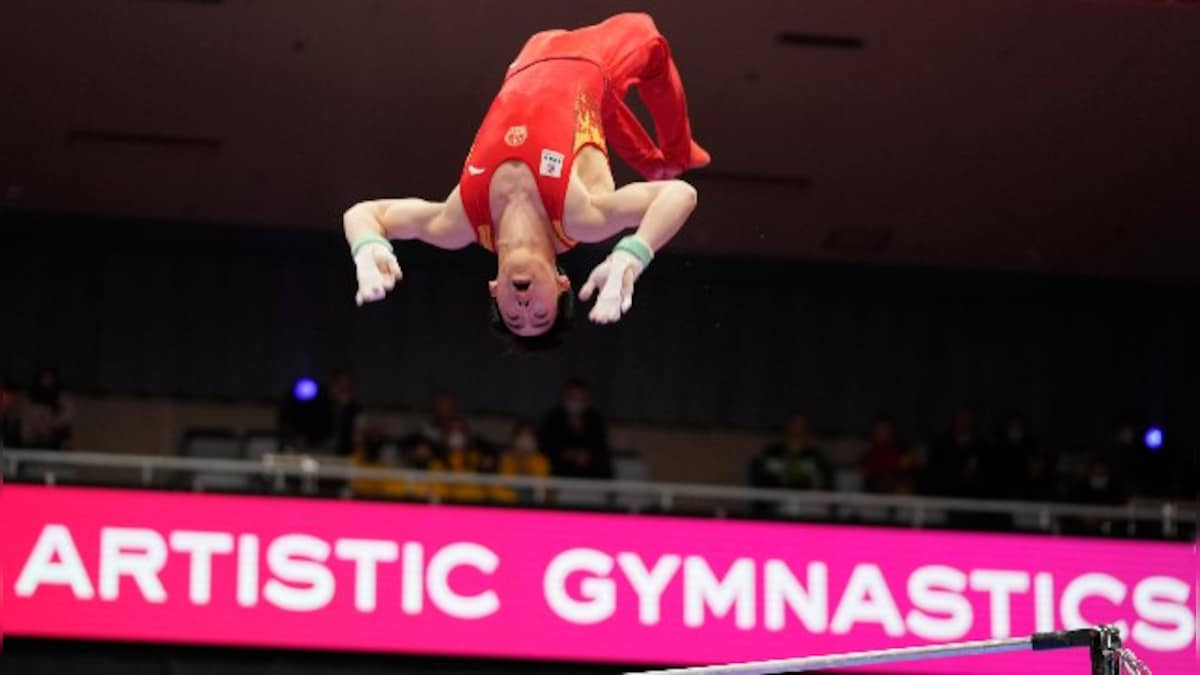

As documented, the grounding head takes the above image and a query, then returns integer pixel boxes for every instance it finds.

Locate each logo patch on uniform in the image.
[539,149,565,178]
[504,125,528,147]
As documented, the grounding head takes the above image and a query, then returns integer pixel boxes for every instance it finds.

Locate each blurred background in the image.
[1,1,1197,674]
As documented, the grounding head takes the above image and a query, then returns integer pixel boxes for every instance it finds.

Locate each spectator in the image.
[402,434,440,471]
[749,444,784,490]
[433,417,489,502]
[401,434,445,501]
[0,377,16,447]
[13,368,73,450]
[329,371,363,458]
[860,414,917,494]
[750,413,832,491]
[419,390,460,445]
[1071,457,1126,505]
[748,429,784,517]
[540,377,613,479]
[922,406,995,498]
[493,420,552,504]
[1062,456,1128,536]
[998,411,1057,501]
[349,427,406,499]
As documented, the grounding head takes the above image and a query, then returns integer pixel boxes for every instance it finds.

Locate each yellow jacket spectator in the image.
[493,421,551,504]
[434,418,489,502]
[349,430,407,499]
[402,436,447,501]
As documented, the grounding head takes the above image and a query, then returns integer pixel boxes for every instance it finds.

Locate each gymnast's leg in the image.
[597,13,711,180]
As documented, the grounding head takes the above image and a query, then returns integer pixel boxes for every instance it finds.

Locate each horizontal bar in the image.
[1031,627,1096,650]
[4,449,1195,523]
[626,635,1033,675]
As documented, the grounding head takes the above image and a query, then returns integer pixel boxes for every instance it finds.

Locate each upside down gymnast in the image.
[342,12,710,347]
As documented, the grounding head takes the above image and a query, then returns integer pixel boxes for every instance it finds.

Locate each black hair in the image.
[488,283,575,353]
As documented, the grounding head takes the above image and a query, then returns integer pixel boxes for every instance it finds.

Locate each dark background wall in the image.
[3,210,1196,449]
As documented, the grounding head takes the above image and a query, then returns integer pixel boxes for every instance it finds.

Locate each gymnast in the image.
[343,12,709,347]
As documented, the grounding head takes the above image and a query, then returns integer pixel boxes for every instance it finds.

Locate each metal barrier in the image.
[2,448,1194,537]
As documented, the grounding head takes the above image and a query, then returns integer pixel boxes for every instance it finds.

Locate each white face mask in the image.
[446,432,467,451]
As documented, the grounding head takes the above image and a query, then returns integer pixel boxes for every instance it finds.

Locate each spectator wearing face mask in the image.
[418,390,460,445]
[432,417,489,502]
[493,420,552,503]
[539,377,613,479]
[14,368,74,450]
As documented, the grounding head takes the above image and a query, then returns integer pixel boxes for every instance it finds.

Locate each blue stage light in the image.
[1143,427,1163,451]
[293,377,319,402]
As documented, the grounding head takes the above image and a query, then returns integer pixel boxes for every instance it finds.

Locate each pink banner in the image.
[0,485,1194,673]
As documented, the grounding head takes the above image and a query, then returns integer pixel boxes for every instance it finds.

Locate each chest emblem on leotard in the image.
[504,125,528,147]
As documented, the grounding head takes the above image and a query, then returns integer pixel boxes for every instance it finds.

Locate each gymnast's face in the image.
[489,251,570,336]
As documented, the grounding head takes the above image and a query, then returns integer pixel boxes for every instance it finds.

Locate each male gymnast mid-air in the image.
[343,12,710,347]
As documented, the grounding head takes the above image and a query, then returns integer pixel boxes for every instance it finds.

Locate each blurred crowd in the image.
[748,406,1183,512]
[275,374,612,505]
[3,367,1186,520]
[0,368,74,451]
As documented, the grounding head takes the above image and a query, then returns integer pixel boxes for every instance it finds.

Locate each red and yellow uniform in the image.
[459,12,708,252]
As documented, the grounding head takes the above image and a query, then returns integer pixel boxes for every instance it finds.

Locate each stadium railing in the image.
[2,448,1193,539]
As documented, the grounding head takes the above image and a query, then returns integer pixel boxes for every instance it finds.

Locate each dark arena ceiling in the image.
[2,0,1198,278]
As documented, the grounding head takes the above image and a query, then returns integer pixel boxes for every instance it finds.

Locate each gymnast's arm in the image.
[343,186,475,250]
[582,178,698,251]
[574,178,697,323]
[342,187,475,305]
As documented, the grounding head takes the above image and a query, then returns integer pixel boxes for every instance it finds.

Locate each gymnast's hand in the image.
[353,242,402,306]
[579,250,644,324]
